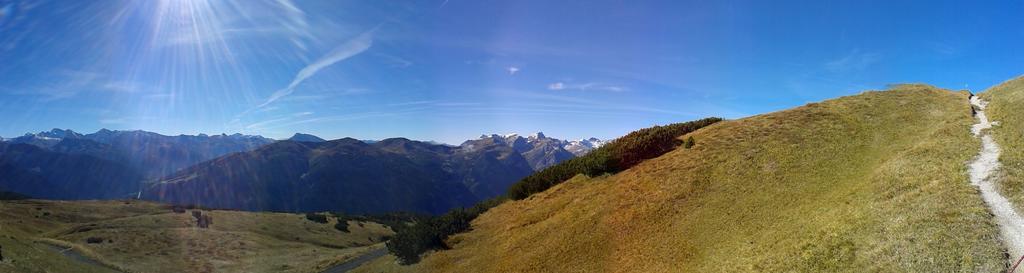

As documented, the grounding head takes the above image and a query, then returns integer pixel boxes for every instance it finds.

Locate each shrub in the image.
[172,206,186,213]
[86,237,104,244]
[192,210,213,228]
[305,213,329,224]
[334,220,350,233]
[386,197,504,265]
[197,214,213,228]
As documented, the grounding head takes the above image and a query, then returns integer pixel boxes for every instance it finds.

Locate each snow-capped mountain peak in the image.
[472,132,605,159]
[36,128,82,139]
[565,137,607,156]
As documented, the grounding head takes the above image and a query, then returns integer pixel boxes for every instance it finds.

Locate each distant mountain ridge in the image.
[0,142,143,199]
[141,132,606,214]
[287,133,326,143]
[0,128,608,214]
[8,128,276,178]
[142,137,535,214]
[463,132,606,170]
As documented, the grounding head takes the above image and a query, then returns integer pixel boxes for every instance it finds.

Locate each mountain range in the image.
[463,132,605,170]
[6,129,276,178]
[0,128,604,214]
[142,133,606,214]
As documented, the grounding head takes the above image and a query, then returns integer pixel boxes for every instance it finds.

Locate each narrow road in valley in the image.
[320,247,387,273]
[968,95,1024,263]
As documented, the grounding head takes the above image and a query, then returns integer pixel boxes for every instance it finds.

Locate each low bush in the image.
[305,213,329,224]
[191,210,213,228]
[86,237,104,244]
[386,198,503,264]
[334,220,350,233]
[197,214,213,228]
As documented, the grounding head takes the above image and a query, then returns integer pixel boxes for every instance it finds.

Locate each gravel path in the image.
[968,96,1024,263]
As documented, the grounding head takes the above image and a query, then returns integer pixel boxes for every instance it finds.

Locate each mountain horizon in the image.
[1,128,608,147]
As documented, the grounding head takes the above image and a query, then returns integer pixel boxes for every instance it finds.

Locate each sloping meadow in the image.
[360,85,1005,272]
[982,77,1024,214]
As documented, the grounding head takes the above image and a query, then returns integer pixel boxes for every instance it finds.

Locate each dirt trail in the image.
[968,95,1024,263]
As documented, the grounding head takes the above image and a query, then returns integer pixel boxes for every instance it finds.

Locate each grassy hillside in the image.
[356,85,1004,272]
[980,77,1024,212]
[0,200,393,273]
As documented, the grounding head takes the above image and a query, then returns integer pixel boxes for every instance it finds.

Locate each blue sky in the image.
[1,0,1023,144]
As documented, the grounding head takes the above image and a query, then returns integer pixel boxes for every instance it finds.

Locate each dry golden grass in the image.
[0,200,393,273]
[980,76,1024,212]
[356,85,1003,272]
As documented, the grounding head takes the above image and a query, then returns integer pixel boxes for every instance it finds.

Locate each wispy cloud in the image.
[256,106,281,113]
[247,110,417,132]
[928,42,957,56]
[387,100,439,107]
[245,117,293,130]
[505,90,698,116]
[99,116,157,125]
[99,118,131,125]
[100,81,145,93]
[376,53,412,68]
[257,27,376,109]
[825,50,879,73]
[547,82,627,92]
[507,66,520,75]
[19,70,158,101]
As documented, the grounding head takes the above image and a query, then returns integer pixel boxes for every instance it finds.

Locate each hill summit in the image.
[287,133,327,143]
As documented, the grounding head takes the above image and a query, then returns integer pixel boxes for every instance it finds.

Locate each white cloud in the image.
[507,66,520,75]
[257,28,376,109]
[546,82,626,92]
